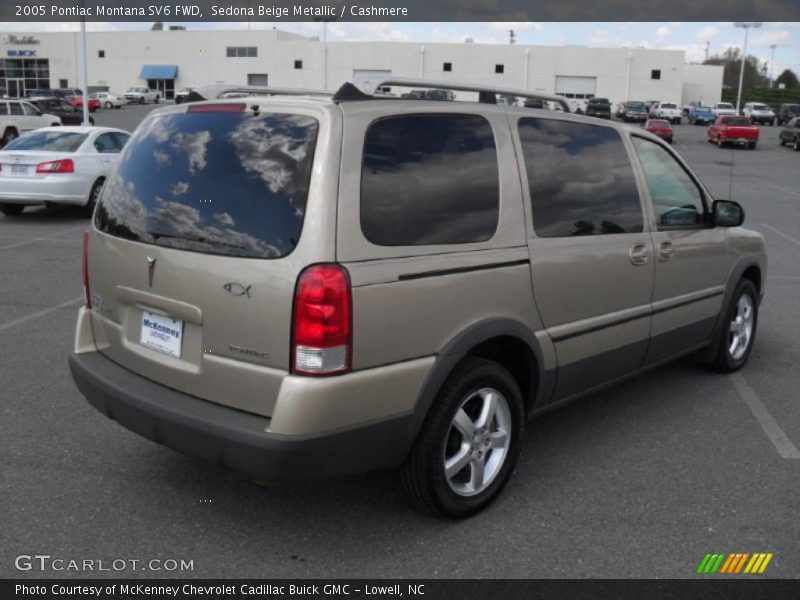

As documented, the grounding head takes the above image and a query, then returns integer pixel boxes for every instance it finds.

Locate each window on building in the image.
[227,47,257,58]
[518,118,643,237]
[443,62,452,72]
[651,69,661,80]
[361,114,500,246]
[98,50,105,58]
[59,79,68,88]
[495,64,504,74]
[294,60,303,69]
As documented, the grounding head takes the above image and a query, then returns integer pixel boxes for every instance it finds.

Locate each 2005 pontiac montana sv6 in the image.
[69,79,766,517]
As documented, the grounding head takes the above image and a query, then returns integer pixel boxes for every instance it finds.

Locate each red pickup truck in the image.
[708,116,759,149]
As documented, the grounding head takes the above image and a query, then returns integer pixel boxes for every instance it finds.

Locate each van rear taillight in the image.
[291,264,351,376]
[187,103,246,113]
[82,230,91,309]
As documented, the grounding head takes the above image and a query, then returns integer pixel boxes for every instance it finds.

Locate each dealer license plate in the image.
[140,310,183,358]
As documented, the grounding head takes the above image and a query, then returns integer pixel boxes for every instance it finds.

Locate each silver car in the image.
[0,126,130,216]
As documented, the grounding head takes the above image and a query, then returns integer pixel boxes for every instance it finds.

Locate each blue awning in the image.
[139,65,178,79]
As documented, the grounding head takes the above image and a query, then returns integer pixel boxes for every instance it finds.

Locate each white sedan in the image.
[0,126,130,217]
[89,92,124,109]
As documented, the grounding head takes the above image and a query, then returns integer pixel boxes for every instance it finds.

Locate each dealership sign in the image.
[7,50,37,57]
[3,35,40,45]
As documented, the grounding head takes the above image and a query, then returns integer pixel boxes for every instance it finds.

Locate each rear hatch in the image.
[87,101,331,416]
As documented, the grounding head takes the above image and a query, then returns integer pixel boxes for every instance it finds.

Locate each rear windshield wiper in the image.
[147,230,247,251]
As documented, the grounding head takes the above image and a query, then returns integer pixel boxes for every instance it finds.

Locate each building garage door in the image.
[555,76,597,99]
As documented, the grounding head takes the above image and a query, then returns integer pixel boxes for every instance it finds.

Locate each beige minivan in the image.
[69,79,766,518]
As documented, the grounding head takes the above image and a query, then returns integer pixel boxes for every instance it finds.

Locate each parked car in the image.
[688,105,716,125]
[777,103,800,126]
[620,101,649,123]
[0,99,62,147]
[24,89,55,101]
[31,98,95,126]
[649,102,682,124]
[68,84,766,518]
[0,126,130,216]
[712,102,736,117]
[523,98,545,109]
[682,100,704,117]
[742,102,775,125]
[174,87,197,105]
[778,117,800,151]
[53,88,83,100]
[69,96,100,113]
[90,92,124,109]
[124,87,160,104]
[644,118,673,143]
[708,116,759,149]
[585,97,612,119]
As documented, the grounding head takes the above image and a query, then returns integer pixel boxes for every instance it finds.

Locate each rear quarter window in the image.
[94,109,318,259]
[360,113,499,246]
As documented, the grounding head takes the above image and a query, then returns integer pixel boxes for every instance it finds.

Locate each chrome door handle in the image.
[658,241,674,261]
[628,242,649,266]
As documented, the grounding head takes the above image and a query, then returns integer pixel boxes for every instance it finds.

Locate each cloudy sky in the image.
[3,21,798,75]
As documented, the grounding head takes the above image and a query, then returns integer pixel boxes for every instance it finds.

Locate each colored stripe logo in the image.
[697,553,773,574]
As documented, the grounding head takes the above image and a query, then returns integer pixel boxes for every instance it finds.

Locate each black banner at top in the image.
[1,0,800,22]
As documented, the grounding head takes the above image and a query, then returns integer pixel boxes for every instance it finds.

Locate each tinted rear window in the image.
[723,117,751,126]
[95,110,318,259]
[518,118,643,237]
[3,131,87,152]
[360,113,499,246]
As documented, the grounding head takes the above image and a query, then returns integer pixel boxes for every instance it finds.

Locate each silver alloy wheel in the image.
[443,387,512,497]
[728,294,754,360]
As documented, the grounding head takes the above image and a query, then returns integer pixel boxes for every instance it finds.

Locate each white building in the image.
[1,28,723,106]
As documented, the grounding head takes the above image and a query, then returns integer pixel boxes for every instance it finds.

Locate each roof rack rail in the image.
[335,76,571,112]
[184,84,330,104]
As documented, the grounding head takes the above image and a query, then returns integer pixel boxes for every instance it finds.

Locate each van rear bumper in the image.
[68,351,422,480]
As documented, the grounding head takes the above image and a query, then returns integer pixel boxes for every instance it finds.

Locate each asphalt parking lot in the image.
[2,104,799,579]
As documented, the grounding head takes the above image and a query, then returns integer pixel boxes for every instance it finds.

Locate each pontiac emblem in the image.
[146,257,156,287]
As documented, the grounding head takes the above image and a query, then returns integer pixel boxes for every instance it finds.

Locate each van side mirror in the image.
[712,200,745,227]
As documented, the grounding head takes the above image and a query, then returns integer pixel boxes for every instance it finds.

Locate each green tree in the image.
[704,48,769,89]
[775,69,799,88]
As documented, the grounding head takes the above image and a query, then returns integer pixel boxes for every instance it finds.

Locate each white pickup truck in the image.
[742,102,776,125]
[0,99,61,147]
[650,101,682,124]
[123,87,160,104]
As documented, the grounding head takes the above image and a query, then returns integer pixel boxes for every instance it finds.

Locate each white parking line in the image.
[761,223,800,247]
[0,295,83,334]
[0,225,86,251]
[730,372,800,459]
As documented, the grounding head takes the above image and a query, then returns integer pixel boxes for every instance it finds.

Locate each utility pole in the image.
[734,22,761,114]
[704,41,710,62]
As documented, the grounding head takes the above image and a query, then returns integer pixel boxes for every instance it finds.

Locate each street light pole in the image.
[734,22,761,115]
[769,44,777,87]
[79,0,90,126]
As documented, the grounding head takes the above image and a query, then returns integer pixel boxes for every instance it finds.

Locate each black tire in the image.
[84,179,104,216]
[0,203,25,216]
[89,117,94,126]
[794,139,800,152]
[780,138,786,146]
[138,97,144,105]
[104,101,112,109]
[400,357,525,519]
[89,107,96,113]
[717,137,724,148]
[2,127,19,146]
[154,96,160,104]
[749,142,757,150]
[708,279,759,373]
[51,122,60,127]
